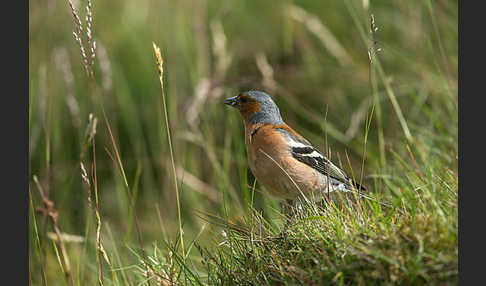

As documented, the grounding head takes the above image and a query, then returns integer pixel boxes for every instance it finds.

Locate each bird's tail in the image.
[349,179,366,192]
[347,180,393,208]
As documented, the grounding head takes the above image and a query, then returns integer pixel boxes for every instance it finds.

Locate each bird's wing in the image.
[276,126,363,190]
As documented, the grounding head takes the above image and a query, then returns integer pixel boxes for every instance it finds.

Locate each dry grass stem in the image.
[176,166,220,204]
[288,5,354,67]
[210,20,231,79]
[47,232,84,243]
[406,144,426,184]
[255,52,278,93]
[96,42,113,93]
[33,175,75,286]
[186,20,230,129]
[54,47,81,128]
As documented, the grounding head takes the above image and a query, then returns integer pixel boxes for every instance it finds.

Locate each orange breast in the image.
[244,124,326,199]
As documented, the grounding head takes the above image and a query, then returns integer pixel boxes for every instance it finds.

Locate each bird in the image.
[224,90,368,210]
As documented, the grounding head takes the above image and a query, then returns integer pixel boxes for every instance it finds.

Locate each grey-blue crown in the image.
[244,90,284,125]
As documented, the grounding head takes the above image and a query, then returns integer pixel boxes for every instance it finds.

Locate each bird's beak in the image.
[224,96,239,107]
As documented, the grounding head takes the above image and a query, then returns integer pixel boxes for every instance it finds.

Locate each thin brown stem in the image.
[33,176,75,286]
[406,144,426,184]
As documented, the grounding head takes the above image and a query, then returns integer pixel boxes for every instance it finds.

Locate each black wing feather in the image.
[276,127,365,191]
[291,147,366,191]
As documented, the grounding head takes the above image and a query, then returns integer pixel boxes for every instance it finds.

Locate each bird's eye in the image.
[240,97,248,103]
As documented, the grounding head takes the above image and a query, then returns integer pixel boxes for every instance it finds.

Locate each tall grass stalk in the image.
[67,0,151,283]
[91,138,104,286]
[344,0,412,142]
[152,42,185,259]
[367,14,386,168]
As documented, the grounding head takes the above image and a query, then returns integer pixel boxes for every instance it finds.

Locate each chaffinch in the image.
[224,90,366,204]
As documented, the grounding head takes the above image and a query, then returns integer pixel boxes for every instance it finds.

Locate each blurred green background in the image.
[29,0,457,284]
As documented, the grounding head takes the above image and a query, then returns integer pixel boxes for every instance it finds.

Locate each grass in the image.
[189,144,457,285]
[29,0,457,285]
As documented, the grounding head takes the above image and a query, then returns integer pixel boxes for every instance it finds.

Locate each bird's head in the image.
[224,90,284,125]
